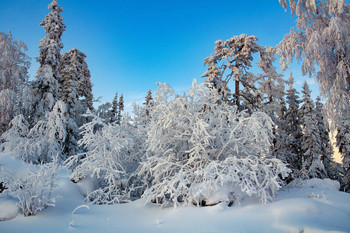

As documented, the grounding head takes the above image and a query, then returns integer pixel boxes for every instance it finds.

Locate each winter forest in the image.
[1,0,350,232]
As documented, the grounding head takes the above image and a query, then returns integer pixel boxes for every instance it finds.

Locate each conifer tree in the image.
[32,0,66,123]
[202,34,282,113]
[315,96,338,180]
[60,48,93,126]
[299,81,326,179]
[111,92,119,123]
[117,93,124,124]
[284,73,303,176]
[144,89,153,117]
[337,118,350,192]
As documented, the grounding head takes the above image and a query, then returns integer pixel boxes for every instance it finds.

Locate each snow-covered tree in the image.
[278,0,350,131]
[0,157,59,216]
[1,101,71,163]
[61,49,93,113]
[0,31,29,91]
[66,111,143,204]
[202,34,283,113]
[111,91,119,123]
[117,93,124,124]
[144,89,153,116]
[337,118,350,192]
[315,96,339,180]
[138,80,290,207]
[32,0,66,123]
[95,102,113,123]
[0,31,31,134]
[299,81,326,179]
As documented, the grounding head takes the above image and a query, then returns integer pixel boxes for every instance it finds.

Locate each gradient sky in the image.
[0,0,320,111]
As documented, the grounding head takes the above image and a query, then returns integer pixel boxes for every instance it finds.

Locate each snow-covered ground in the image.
[1,153,350,233]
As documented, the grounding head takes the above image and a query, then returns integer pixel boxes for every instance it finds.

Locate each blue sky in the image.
[0,0,319,111]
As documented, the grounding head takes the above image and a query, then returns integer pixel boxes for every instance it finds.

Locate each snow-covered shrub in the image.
[66,111,142,204]
[0,101,69,163]
[139,80,290,207]
[0,157,59,216]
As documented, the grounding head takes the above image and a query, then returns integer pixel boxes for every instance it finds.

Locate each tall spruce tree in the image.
[284,73,303,176]
[315,96,338,180]
[337,118,350,192]
[299,82,326,179]
[111,92,119,123]
[144,89,153,117]
[60,48,93,126]
[32,0,66,123]
[117,94,124,124]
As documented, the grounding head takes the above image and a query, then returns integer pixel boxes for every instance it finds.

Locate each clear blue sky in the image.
[0,0,319,111]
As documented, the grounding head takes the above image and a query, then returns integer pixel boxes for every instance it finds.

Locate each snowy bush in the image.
[0,101,70,163]
[139,80,290,207]
[66,111,142,204]
[0,157,59,216]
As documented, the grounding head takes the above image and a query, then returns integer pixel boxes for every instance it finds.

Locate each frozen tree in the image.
[337,118,350,192]
[0,31,29,91]
[32,0,66,123]
[202,34,283,113]
[1,101,71,163]
[66,111,143,204]
[144,89,154,116]
[278,0,350,183]
[117,93,124,124]
[299,81,326,179]
[111,91,119,123]
[138,80,290,207]
[277,0,350,130]
[315,96,339,179]
[0,31,31,134]
[61,49,93,114]
[95,102,113,123]
[0,157,60,216]
[282,73,303,176]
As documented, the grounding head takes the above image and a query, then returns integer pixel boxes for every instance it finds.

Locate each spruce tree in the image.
[32,0,66,123]
[299,81,326,178]
[60,48,93,126]
[117,94,124,124]
[337,118,350,192]
[144,89,153,117]
[111,92,119,123]
[284,73,303,176]
[315,96,338,180]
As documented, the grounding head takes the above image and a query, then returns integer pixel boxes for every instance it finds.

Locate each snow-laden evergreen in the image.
[138,80,290,207]
[111,92,119,123]
[32,0,66,123]
[278,0,350,130]
[278,73,303,177]
[299,81,327,179]
[315,96,339,180]
[337,118,350,192]
[61,48,93,123]
[1,101,72,163]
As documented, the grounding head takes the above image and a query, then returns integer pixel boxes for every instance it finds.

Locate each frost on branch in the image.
[0,157,59,216]
[0,101,69,163]
[139,80,290,207]
[66,111,141,204]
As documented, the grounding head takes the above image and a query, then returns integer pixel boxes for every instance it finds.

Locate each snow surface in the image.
[1,153,350,233]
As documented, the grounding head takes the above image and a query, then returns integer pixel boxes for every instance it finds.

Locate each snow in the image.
[1,153,350,233]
